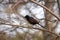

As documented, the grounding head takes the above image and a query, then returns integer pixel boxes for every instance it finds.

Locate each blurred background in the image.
[0,0,60,40]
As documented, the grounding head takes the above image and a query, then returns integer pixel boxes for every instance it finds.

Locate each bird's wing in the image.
[29,17,39,24]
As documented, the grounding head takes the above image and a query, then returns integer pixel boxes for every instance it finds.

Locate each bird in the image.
[25,15,44,28]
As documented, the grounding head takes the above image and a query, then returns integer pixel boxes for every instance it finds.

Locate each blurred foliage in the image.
[0,31,7,40]
[57,37,60,40]
[0,31,44,40]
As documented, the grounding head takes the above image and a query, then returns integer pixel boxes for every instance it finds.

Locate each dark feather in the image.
[25,15,39,25]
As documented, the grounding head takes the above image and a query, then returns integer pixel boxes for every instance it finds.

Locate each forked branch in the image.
[30,0,60,21]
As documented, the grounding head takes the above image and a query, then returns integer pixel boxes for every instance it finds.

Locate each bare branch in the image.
[12,0,26,9]
[0,22,60,37]
[30,0,60,21]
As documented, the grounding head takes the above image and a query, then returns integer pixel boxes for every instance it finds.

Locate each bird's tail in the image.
[38,24,45,28]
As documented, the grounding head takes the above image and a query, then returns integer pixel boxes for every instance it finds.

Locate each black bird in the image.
[25,15,44,28]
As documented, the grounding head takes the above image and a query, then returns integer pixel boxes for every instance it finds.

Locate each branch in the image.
[12,0,26,9]
[30,0,60,21]
[0,18,10,23]
[0,22,60,37]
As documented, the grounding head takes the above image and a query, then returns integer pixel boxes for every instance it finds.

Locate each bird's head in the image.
[25,15,30,19]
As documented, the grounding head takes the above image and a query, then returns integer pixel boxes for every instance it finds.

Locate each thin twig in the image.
[0,22,60,37]
[12,0,26,9]
[30,0,60,21]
